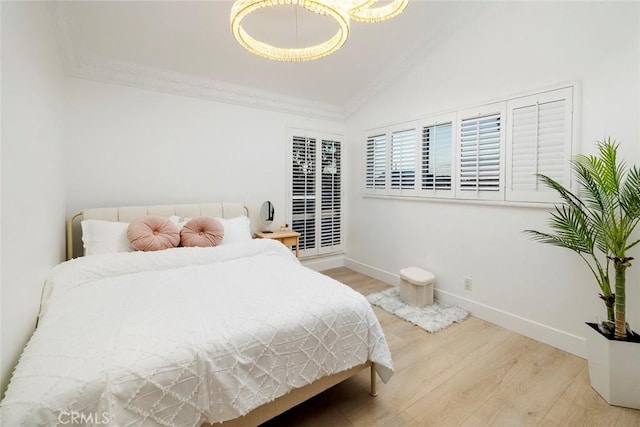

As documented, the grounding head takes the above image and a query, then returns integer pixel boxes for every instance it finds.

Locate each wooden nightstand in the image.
[255,231,300,258]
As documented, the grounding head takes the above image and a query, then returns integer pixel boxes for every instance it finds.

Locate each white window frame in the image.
[417,113,457,199]
[456,102,507,201]
[364,128,389,196]
[388,122,418,197]
[362,83,577,206]
[289,132,318,258]
[318,137,344,255]
[288,128,344,258]
[505,87,574,203]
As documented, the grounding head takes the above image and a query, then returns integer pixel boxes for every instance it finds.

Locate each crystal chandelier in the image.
[230,0,410,62]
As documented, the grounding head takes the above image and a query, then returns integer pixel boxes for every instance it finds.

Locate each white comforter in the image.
[0,239,393,426]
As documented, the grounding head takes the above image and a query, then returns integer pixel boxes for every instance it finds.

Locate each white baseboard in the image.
[343,258,401,286]
[434,289,587,358]
[344,257,587,359]
[301,254,345,272]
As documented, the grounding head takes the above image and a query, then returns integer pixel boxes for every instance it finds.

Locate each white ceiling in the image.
[53,1,485,118]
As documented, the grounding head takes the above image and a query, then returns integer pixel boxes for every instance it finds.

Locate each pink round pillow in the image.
[127,216,180,251]
[180,217,224,247]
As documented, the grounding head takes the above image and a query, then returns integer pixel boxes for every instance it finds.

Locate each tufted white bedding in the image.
[1,239,393,426]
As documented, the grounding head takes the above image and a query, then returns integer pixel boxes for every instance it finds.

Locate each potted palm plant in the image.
[524,138,640,409]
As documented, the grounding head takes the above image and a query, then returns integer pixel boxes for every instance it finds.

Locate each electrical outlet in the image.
[464,277,472,291]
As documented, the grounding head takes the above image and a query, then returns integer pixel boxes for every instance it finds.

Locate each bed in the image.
[0,202,393,426]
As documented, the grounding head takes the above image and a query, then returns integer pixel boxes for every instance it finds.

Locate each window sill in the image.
[362,193,558,209]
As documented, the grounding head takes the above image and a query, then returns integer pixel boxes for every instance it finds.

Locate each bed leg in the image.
[369,363,378,397]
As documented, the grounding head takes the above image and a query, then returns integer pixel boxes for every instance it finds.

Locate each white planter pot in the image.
[585,323,640,409]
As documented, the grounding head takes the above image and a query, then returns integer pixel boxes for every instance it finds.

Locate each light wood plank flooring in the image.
[262,267,640,427]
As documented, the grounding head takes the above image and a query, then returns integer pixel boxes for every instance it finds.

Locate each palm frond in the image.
[523,227,611,297]
[627,238,640,251]
[536,173,584,209]
[581,139,625,196]
[572,160,609,214]
[525,205,594,254]
[550,205,595,252]
[591,213,613,255]
[620,166,640,219]
[523,230,582,251]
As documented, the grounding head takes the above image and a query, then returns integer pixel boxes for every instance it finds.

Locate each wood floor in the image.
[262,267,640,427]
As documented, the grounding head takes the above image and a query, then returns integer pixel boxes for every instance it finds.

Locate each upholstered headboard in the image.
[66,202,248,260]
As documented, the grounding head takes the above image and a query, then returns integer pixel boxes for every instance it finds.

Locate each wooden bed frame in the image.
[66,202,379,426]
[212,362,376,426]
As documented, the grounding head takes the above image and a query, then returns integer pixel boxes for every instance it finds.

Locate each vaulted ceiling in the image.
[53,1,485,119]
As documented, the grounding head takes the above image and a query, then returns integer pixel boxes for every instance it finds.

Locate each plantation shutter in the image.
[457,104,506,200]
[419,116,454,198]
[506,87,573,202]
[319,139,343,254]
[291,135,316,255]
[365,133,387,193]
[390,126,417,195]
[290,129,343,258]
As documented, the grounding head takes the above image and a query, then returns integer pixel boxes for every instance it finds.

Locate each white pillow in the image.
[168,215,189,230]
[81,220,133,256]
[216,216,252,245]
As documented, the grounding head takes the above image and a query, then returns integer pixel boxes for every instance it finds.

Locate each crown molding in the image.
[51,3,345,121]
[69,54,346,120]
[51,2,478,122]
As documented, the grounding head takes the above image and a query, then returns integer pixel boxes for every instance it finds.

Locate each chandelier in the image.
[230,0,409,62]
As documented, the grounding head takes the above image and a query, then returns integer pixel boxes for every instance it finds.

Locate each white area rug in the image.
[367,287,469,333]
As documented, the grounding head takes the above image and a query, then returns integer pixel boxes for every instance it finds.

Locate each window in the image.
[390,125,417,195]
[291,135,317,254]
[419,115,455,198]
[457,104,506,201]
[365,133,387,193]
[506,87,573,202]
[320,139,342,253]
[363,84,575,204]
[289,129,343,257]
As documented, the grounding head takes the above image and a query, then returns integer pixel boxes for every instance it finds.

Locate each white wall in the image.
[1,1,66,397]
[345,2,640,357]
[1,3,636,402]
[63,78,345,236]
